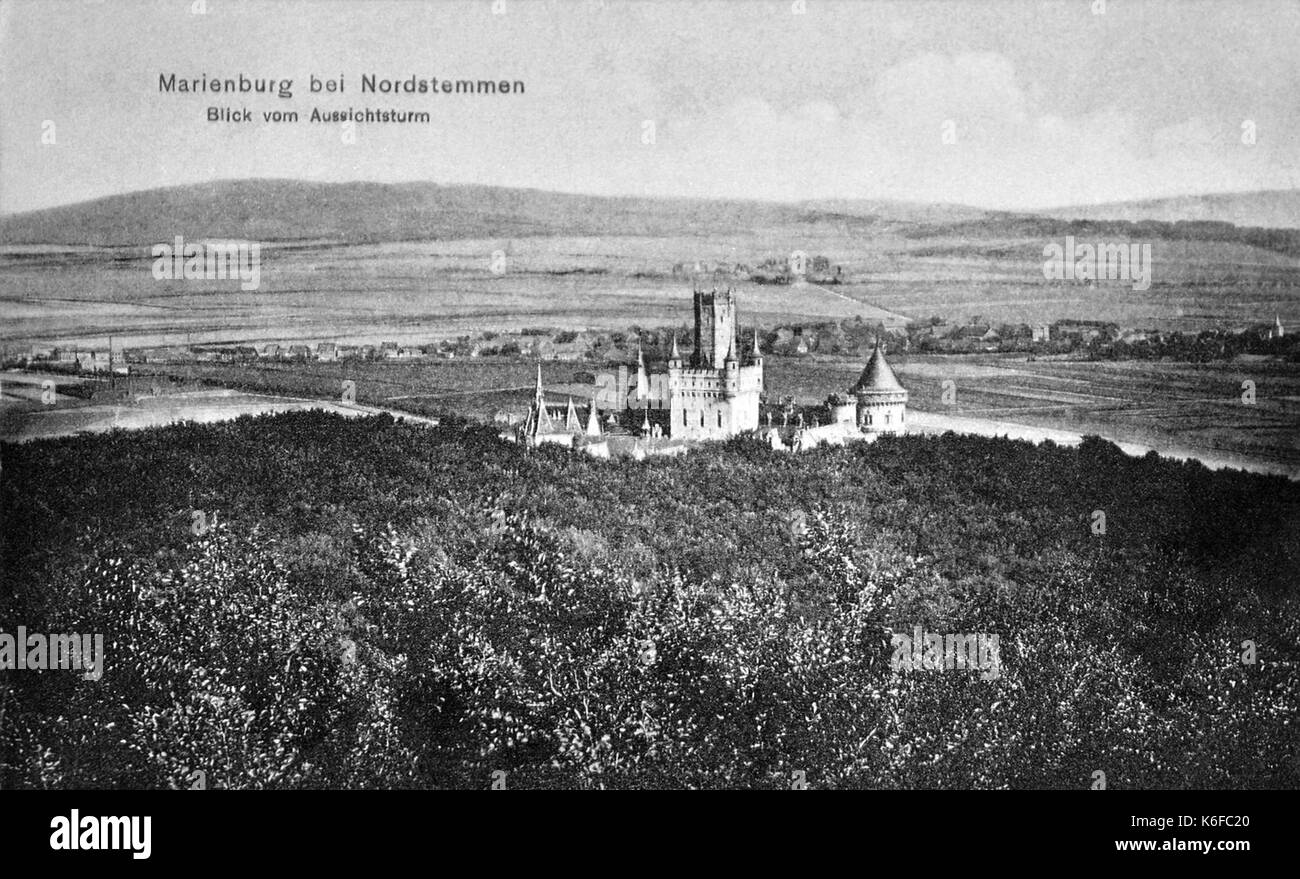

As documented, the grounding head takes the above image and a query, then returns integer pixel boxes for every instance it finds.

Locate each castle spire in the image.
[585,397,602,437]
[565,396,580,431]
[523,361,556,440]
[670,333,681,360]
[634,340,649,400]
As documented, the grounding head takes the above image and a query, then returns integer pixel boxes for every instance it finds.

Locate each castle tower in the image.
[692,287,740,369]
[670,287,762,439]
[851,337,907,436]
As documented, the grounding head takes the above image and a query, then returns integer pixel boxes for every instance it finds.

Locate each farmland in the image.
[2,181,1298,476]
[2,228,1298,354]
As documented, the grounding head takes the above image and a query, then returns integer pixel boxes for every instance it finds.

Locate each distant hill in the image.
[2,180,1295,248]
[1042,190,1300,231]
[0,180,998,246]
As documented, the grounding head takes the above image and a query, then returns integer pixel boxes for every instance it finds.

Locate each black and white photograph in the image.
[0,0,1296,851]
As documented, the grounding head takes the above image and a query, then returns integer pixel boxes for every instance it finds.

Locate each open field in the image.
[3,183,1297,479]
[2,228,1298,353]
[0,237,894,351]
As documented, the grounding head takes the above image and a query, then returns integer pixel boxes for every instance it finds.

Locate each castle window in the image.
[885,413,891,425]
[717,411,722,428]
[866,413,872,425]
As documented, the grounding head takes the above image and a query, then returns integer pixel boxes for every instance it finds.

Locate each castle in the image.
[517,287,908,453]
[667,287,765,439]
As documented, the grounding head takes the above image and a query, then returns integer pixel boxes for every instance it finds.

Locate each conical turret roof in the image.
[851,338,905,394]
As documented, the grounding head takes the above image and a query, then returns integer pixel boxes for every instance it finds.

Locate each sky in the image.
[1,0,1298,213]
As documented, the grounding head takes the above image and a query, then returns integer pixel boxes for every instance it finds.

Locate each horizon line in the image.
[3,176,1296,220]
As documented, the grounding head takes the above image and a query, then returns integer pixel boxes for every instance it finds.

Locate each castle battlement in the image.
[665,287,765,439]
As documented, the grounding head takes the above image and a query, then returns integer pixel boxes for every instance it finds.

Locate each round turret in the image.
[851,338,908,435]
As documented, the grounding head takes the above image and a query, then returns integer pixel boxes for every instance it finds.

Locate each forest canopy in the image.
[2,412,1297,789]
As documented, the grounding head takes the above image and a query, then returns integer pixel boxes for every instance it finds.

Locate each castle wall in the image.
[793,420,872,451]
[667,362,761,439]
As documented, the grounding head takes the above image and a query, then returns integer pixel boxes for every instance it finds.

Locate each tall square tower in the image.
[670,287,763,440]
